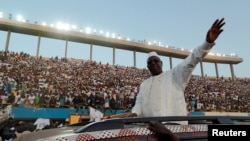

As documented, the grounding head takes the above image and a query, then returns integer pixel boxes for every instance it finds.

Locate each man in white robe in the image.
[103,18,225,124]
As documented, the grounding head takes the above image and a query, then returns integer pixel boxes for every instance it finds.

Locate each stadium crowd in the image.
[0,50,250,141]
[0,50,250,114]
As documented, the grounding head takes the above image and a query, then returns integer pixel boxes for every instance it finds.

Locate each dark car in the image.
[13,116,250,141]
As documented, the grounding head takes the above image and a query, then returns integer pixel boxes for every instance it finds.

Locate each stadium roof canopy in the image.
[0,18,243,64]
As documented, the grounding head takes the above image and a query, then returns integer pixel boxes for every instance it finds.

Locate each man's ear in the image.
[147,64,150,69]
[160,60,163,65]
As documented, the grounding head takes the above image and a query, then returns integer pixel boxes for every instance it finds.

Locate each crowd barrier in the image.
[9,106,250,119]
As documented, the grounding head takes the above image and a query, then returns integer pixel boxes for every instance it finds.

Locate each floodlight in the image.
[56,22,64,29]
[230,53,237,57]
[99,30,103,35]
[71,25,77,30]
[85,27,91,34]
[106,32,110,37]
[112,33,115,38]
[17,15,23,22]
[42,22,47,26]
[64,23,70,31]
[158,41,162,46]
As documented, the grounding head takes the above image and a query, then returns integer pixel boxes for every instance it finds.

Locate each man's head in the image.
[147,51,163,76]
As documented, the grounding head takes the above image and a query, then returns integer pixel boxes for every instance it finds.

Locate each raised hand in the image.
[206,18,225,43]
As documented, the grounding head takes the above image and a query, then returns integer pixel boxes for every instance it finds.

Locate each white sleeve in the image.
[131,83,144,116]
[173,41,215,90]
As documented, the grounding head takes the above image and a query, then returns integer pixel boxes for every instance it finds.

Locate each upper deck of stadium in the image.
[0,18,243,64]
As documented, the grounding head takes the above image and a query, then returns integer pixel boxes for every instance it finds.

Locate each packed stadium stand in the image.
[1,50,249,114]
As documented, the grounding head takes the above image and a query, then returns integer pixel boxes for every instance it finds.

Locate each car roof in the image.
[13,116,250,141]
